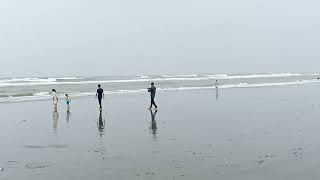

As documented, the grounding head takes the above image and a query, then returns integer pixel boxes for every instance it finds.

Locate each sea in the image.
[0,73,319,103]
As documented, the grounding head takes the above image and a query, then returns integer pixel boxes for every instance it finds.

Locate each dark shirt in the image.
[97,88,104,99]
[149,86,156,98]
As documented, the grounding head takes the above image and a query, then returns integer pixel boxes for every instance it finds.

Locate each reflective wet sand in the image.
[1,84,320,180]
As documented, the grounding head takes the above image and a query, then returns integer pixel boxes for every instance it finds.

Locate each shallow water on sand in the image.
[1,84,320,180]
[0,73,319,103]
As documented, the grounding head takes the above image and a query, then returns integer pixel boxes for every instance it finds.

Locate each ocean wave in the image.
[221,80,320,88]
[0,77,84,84]
[205,73,317,79]
[135,75,149,78]
[33,92,51,96]
[162,74,199,78]
[11,93,34,97]
[1,79,319,103]
[58,77,79,80]
[155,80,320,91]
[0,73,317,87]
[0,78,57,83]
[56,77,83,80]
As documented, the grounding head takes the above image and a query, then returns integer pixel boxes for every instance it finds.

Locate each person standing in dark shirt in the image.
[148,82,158,109]
[96,84,104,110]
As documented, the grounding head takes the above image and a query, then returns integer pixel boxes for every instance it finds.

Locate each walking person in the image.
[96,84,104,110]
[52,89,59,112]
[215,80,219,89]
[215,80,219,100]
[148,82,158,109]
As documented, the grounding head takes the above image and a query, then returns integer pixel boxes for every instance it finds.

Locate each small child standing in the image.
[65,94,71,110]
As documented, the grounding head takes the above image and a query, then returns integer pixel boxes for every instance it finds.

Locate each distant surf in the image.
[0,73,317,87]
[0,73,319,103]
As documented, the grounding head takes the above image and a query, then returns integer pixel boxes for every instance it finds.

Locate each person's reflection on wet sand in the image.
[66,110,71,125]
[149,109,158,140]
[97,110,105,137]
[53,111,59,135]
[216,87,219,101]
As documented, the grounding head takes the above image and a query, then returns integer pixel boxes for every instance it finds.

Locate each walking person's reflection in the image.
[149,109,158,140]
[216,87,219,101]
[97,111,105,137]
[66,109,71,125]
[53,110,59,135]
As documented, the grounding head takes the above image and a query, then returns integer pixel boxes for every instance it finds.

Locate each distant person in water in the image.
[215,80,219,88]
[96,84,104,110]
[52,89,58,111]
[65,94,71,110]
[148,82,158,109]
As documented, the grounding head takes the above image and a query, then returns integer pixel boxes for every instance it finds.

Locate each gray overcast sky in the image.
[0,0,319,77]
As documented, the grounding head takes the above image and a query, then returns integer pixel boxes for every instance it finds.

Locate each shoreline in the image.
[1,80,320,104]
[0,83,320,179]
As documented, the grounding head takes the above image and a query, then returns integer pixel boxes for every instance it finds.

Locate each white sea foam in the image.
[159,80,320,91]
[0,78,57,83]
[174,74,199,77]
[0,73,317,87]
[33,92,51,96]
[0,77,84,84]
[204,73,316,79]
[56,77,83,80]
[222,80,320,88]
[136,75,149,78]
[1,79,319,103]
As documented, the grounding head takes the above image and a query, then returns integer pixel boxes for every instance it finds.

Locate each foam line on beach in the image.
[0,73,317,87]
[0,79,319,103]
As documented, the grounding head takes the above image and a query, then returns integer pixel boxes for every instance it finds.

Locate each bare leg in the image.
[54,104,58,112]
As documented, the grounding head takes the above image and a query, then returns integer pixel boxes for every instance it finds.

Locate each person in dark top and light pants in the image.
[148,82,158,109]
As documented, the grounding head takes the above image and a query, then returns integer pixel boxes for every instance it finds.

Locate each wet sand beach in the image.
[1,84,320,180]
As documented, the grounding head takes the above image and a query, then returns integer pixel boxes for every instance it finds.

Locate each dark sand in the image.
[1,84,320,180]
